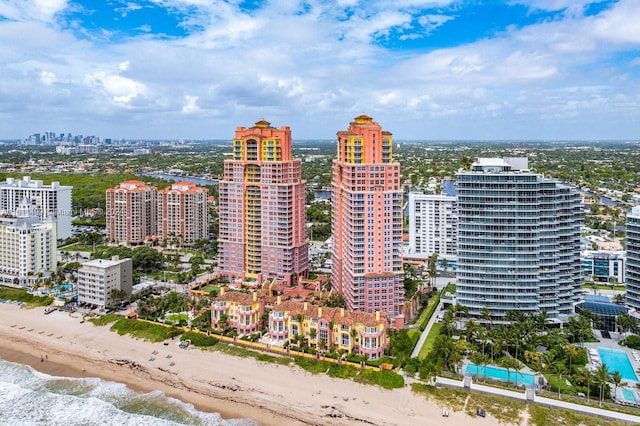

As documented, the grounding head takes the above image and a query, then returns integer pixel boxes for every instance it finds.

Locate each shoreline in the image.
[0,304,493,426]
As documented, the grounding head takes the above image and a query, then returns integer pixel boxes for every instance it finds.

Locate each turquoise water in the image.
[597,348,638,382]
[466,363,536,386]
[621,387,637,402]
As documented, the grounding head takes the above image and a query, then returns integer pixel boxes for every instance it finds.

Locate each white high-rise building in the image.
[625,206,640,311]
[407,192,458,260]
[77,256,133,310]
[0,176,72,239]
[0,201,57,288]
[456,158,583,323]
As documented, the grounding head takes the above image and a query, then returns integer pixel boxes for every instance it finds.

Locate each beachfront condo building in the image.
[218,119,309,287]
[267,299,388,360]
[407,192,458,260]
[77,255,133,310]
[157,181,209,245]
[0,176,72,239]
[106,180,158,245]
[626,206,640,311]
[456,157,583,323]
[331,114,404,326]
[0,200,57,288]
[211,288,264,335]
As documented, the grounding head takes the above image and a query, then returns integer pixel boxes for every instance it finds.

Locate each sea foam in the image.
[0,358,258,425]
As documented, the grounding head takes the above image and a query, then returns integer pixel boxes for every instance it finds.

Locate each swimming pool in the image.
[598,348,638,382]
[621,387,637,402]
[466,363,536,386]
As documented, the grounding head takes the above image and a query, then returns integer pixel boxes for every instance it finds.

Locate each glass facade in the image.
[455,158,583,322]
[626,206,640,311]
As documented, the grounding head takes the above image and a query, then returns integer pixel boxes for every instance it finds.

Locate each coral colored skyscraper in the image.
[218,119,309,287]
[331,114,404,324]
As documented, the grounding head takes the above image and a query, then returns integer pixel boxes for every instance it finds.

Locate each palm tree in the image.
[565,343,577,377]
[469,352,484,381]
[610,370,627,397]
[433,334,455,373]
[595,363,611,406]
[480,307,492,329]
[552,362,567,399]
[576,368,593,403]
[499,357,519,388]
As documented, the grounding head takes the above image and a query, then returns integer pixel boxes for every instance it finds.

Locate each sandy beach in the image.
[0,304,500,426]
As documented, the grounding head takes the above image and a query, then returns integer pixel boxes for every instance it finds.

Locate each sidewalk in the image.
[410,299,442,358]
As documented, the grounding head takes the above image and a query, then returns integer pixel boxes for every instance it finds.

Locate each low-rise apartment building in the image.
[267,300,388,360]
[211,288,264,335]
[77,256,133,309]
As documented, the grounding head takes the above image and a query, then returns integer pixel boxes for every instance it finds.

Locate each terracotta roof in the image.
[213,291,256,305]
[272,300,385,327]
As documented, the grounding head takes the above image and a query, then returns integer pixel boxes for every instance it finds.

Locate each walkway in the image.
[410,299,442,358]
[436,376,640,424]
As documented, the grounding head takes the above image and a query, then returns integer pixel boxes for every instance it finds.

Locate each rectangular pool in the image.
[598,348,638,382]
[466,363,536,386]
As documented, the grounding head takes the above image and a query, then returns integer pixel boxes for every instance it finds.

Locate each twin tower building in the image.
[218,115,405,323]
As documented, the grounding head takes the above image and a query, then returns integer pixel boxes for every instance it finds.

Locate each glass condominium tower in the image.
[218,119,309,287]
[626,206,640,310]
[455,158,583,323]
[331,114,404,323]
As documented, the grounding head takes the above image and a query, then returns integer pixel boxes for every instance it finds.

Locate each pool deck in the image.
[583,333,639,382]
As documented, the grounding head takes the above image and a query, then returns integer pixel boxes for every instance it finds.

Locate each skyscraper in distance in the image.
[218,119,308,287]
[331,114,404,326]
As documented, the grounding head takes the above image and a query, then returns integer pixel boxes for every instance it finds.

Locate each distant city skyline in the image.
[1,1,639,140]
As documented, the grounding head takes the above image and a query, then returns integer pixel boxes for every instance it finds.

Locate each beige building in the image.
[77,256,133,309]
[157,181,209,245]
[106,180,157,245]
[0,205,57,288]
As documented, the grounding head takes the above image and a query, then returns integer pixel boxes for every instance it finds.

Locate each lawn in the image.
[110,318,181,342]
[88,313,122,326]
[59,243,98,253]
[0,286,53,308]
[418,323,442,360]
[165,312,188,324]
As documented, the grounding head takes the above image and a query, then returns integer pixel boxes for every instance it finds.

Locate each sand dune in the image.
[0,304,500,425]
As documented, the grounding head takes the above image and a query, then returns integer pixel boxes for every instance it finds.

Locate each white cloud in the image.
[39,70,56,85]
[0,0,68,22]
[84,71,148,105]
[182,94,200,113]
[0,0,639,139]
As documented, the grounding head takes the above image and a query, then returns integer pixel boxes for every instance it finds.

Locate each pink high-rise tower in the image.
[331,114,404,323]
[218,119,309,287]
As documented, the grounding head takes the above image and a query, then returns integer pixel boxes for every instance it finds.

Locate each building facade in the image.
[331,114,404,324]
[407,192,458,259]
[626,206,640,311]
[456,158,583,323]
[77,256,133,309]
[0,204,57,288]
[218,120,309,287]
[581,250,625,284]
[157,181,209,245]
[106,180,158,245]
[267,300,388,360]
[0,176,72,239]
[210,288,264,335]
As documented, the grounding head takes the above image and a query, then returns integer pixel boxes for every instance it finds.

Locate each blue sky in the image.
[1,0,639,140]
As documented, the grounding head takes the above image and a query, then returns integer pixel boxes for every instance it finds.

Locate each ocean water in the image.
[0,358,259,426]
